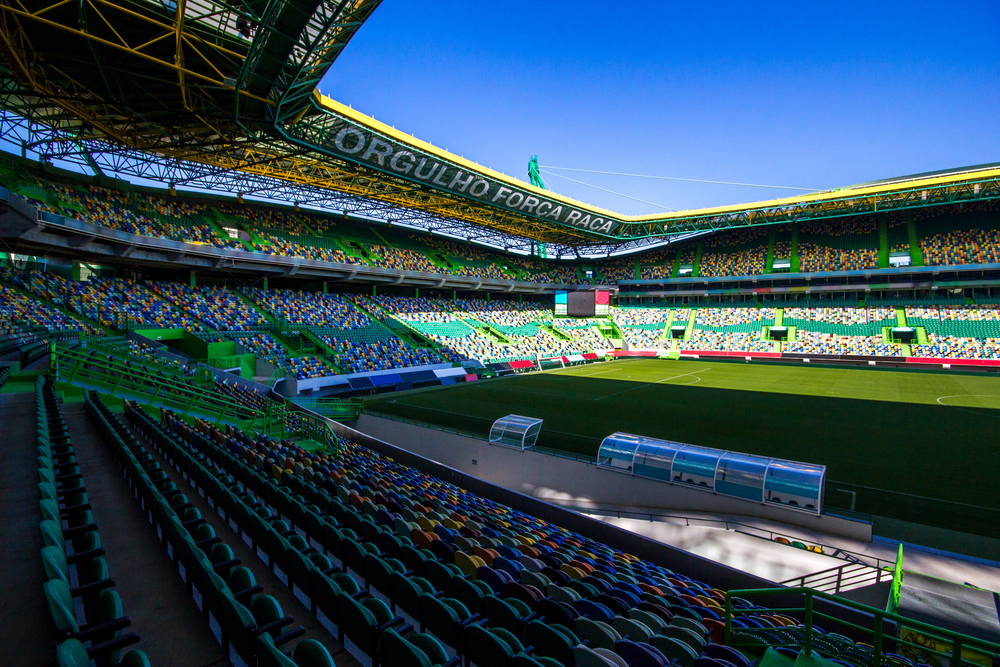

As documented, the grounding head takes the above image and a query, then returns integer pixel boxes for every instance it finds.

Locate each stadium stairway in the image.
[107,403,360,666]
[682,310,697,342]
[61,401,227,665]
[0,391,57,666]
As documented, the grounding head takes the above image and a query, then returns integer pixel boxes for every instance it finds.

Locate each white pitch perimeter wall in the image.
[355,413,872,542]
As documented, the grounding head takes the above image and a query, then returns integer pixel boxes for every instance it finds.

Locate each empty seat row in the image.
[35,377,148,666]
[131,404,791,667]
[84,392,329,667]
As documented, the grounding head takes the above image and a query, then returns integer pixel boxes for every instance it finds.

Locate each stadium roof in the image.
[1,0,999,256]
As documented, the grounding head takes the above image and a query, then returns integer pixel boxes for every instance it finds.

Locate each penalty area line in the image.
[591,367,711,401]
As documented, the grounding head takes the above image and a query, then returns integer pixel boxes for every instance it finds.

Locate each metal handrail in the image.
[725,587,1000,667]
[53,344,267,429]
[779,560,890,594]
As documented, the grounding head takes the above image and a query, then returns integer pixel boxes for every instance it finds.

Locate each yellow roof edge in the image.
[626,166,1000,224]
[317,95,1000,226]
[318,94,629,217]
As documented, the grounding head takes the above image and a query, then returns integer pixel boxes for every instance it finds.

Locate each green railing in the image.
[53,342,342,451]
[725,587,1000,667]
[79,336,185,377]
[52,343,270,431]
[207,354,245,370]
[288,395,363,420]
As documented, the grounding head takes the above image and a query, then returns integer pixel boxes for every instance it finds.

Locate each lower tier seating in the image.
[36,378,148,666]
[72,391,890,667]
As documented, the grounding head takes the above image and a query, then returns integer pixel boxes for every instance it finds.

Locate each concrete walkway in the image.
[583,509,1000,595]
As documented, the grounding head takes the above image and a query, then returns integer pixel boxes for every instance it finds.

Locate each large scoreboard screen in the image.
[568,291,595,317]
[556,290,610,317]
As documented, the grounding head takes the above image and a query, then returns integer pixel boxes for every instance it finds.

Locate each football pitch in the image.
[364,358,1000,535]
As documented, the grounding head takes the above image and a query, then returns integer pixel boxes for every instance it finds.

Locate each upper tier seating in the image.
[917,202,1000,266]
[698,227,769,278]
[797,218,879,273]
[9,171,585,283]
[25,179,243,250]
[14,163,1000,285]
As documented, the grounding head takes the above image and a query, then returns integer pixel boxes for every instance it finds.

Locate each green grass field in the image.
[365,358,1000,536]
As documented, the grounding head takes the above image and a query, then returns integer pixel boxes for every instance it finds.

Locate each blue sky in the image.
[326,1,1000,216]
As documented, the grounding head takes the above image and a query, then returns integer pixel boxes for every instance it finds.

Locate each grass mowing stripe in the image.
[590,367,712,401]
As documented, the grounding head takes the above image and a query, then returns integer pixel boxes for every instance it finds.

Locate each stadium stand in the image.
[797,218,879,273]
[24,178,244,250]
[15,259,1000,366]
[148,282,268,331]
[5,168,583,283]
[905,304,1000,359]
[612,307,678,350]
[13,158,1000,291]
[784,331,900,356]
[367,295,605,363]
[18,376,942,667]
[917,202,1000,266]
[682,330,773,353]
[245,288,369,328]
[0,280,98,332]
[598,264,636,282]
[101,391,775,667]
[321,337,442,374]
[8,261,996,667]
[681,307,775,352]
[698,228,769,278]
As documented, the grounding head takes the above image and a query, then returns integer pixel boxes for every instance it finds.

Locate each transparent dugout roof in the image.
[598,432,826,513]
[489,414,544,451]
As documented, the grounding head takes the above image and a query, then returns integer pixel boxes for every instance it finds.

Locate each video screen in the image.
[567,291,596,317]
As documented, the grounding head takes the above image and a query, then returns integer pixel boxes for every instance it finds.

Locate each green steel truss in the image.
[1,0,998,255]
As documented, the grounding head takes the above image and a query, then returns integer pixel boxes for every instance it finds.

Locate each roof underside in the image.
[0,0,998,256]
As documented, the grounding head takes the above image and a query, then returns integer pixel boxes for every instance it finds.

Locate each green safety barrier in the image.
[288,396,363,420]
[50,343,341,450]
[725,586,1000,667]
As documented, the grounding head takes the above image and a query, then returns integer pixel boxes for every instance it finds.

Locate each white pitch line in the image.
[936,394,1000,406]
[576,368,621,377]
[591,367,711,401]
